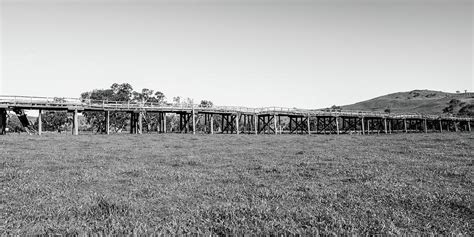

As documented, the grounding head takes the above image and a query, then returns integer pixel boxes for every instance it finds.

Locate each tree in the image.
[80,83,167,133]
[443,99,461,114]
[132,88,166,105]
[199,100,214,108]
[172,96,181,104]
[81,83,134,133]
[458,104,473,116]
[111,83,134,101]
[329,105,342,111]
[153,91,165,104]
[41,112,70,132]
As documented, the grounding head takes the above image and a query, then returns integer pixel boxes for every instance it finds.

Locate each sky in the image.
[0,0,472,109]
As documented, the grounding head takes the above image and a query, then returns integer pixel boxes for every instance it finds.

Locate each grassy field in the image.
[1,132,472,235]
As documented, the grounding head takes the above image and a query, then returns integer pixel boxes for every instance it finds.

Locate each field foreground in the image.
[1,133,473,235]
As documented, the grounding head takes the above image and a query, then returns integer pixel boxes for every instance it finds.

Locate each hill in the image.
[340,90,474,116]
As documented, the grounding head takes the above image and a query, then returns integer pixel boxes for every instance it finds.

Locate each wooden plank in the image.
[73,109,79,135]
[307,116,311,135]
[273,115,277,135]
[236,113,240,135]
[254,115,258,134]
[105,110,110,135]
[192,109,196,135]
[138,112,143,134]
[210,114,214,134]
[38,109,42,135]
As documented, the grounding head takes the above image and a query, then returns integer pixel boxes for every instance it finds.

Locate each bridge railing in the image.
[0,95,472,121]
[0,95,82,106]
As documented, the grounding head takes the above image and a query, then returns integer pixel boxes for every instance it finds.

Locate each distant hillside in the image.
[341,90,473,116]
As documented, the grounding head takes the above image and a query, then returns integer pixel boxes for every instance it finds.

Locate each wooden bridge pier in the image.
[254,114,258,134]
[192,109,196,135]
[158,112,167,133]
[72,109,79,135]
[257,114,276,134]
[443,120,451,132]
[209,114,214,134]
[315,116,338,134]
[288,115,309,134]
[389,118,408,133]
[129,111,143,134]
[38,109,43,135]
[220,113,238,134]
[105,111,110,135]
[203,114,211,134]
[178,112,192,133]
[130,112,135,134]
[365,117,385,134]
[385,118,392,134]
[340,116,361,134]
[0,108,7,135]
[236,113,240,134]
[239,114,255,134]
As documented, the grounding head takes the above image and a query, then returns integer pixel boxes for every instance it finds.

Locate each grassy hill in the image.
[341,90,474,115]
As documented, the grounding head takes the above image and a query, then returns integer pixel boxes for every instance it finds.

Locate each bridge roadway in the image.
[0,95,472,135]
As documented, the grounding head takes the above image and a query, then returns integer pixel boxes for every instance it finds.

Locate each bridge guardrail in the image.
[0,95,472,121]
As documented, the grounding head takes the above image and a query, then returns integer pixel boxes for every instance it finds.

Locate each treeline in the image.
[443,99,473,116]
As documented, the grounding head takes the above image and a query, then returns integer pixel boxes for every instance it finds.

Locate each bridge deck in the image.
[0,95,471,121]
[1,95,472,136]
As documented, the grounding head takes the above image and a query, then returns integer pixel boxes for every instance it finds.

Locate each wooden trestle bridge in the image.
[0,95,472,135]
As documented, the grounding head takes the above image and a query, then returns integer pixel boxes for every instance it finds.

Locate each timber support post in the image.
[130,112,134,134]
[158,112,167,133]
[404,118,408,133]
[192,109,196,135]
[0,108,7,135]
[273,114,277,135]
[38,109,42,135]
[361,117,365,135]
[105,111,110,135]
[383,118,387,134]
[163,113,167,133]
[314,116,318,134]
[138,112,143,134]
[236,113,240,135]
[210,114,214,134]
[254,115,258,134]
[221,114,225,134]
[439,120,443,132]
[73,109,79,135]
[388,119,392,134]
[468,120,471,132]
[335,116,340,135]
[454,120,458,132]
[307,115,311,135]
[423,119,427,133]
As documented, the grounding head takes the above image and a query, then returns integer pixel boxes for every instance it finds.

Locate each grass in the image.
[1,132,472,235]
